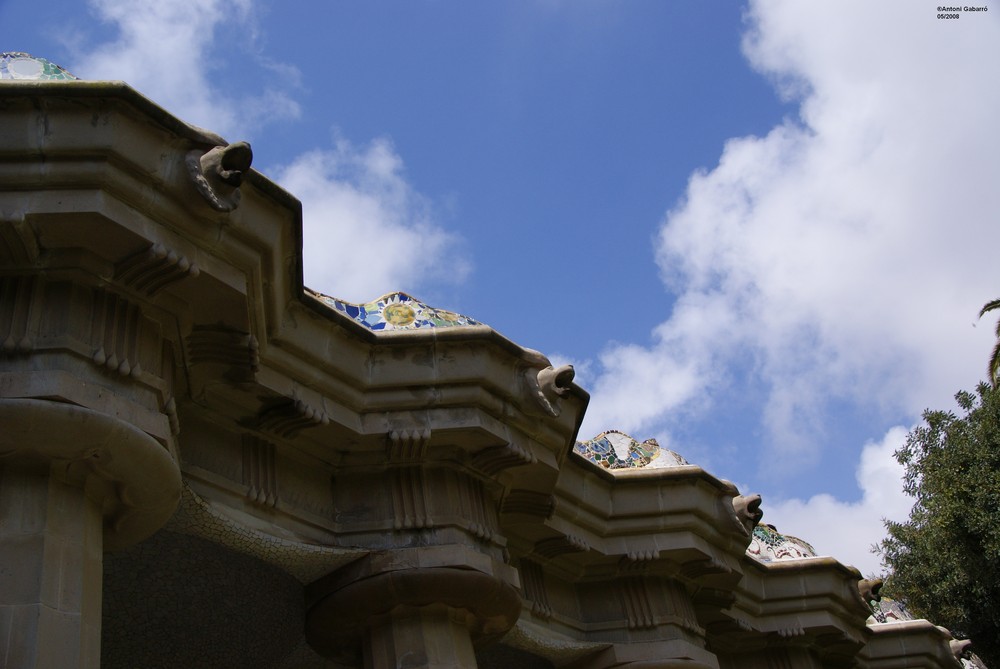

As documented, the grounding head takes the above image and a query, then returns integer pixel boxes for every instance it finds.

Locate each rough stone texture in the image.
[0,466,103,669]
[102,530,303,668]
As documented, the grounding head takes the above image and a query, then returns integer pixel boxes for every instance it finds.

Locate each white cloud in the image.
[273,137,470,302]
[763,426,914,577]
[69,0,300,137]
[582,0,1000,465]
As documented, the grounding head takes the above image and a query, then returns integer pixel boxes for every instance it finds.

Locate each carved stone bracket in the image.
[386,427,431,463]
[90,290,148,379]
[619,576,657,629]
[256,397,329,439]
[519,559,552,620]
[618,548,662,575]
[186,326,259,374]
[534,534,590,559]
[242,435,279,508]
[185,141,253,212]
[390,466,431,530]
[0,275,36,354]
[0,217,41,266]
[116,243,200,296]
[470,441,537,476]
[501,490,555,519]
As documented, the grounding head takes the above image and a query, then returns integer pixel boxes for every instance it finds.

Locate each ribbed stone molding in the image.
[305,545,521,667]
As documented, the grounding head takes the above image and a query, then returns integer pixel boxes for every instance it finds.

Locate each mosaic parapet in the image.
[0,52,78,80]
[746,523,819,562]
[309,289,483,331]
[573,429,688,471]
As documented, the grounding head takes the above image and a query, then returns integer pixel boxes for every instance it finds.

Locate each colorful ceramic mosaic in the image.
[574,430,688,471]
[868,596,913,624]
[0,52,78,80]
[746,524,819,562]
[309,290,482,332]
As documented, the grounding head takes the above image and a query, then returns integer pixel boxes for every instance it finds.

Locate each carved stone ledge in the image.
[115,242,200,296]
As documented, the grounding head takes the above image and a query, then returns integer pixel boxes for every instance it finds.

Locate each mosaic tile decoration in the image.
[868,596,913,624]
[574,430,689,471]
[309,290,482,331]
[746,523,819,562]
[1,52,78,80]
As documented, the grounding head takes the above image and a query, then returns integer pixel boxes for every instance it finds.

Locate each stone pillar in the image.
[0,399,181,668]
[0,465,103,668]
[365,605,479,669]
[306,545,521,669]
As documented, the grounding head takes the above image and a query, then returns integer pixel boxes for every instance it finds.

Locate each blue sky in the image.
[5,0,999,575]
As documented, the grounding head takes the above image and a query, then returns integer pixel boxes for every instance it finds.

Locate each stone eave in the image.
[716,554,871,661]
[861,620,962,668]
[0,81,588,463]
[509,451,750,585]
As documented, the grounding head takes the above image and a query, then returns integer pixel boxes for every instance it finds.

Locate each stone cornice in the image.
[713,554,872,662]
[523,452,750,584]
[861,620,962,668]
[0,83,588,469]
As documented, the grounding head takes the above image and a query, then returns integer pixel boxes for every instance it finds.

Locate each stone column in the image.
[365,604,479,669]
[0,399,181,668]
[0,465,103,668]
[306,545,521,669]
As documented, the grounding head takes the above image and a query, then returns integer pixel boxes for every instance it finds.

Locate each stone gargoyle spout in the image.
[186,141,254,212]
[858,578,883,605]
[732,493,763,535]
[524,364,575,417]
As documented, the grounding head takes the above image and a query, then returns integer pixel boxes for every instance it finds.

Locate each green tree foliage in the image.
[879,382,1000,665]
[979,298,1000,387]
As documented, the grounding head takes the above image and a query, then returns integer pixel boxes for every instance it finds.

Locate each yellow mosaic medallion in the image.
[383,303,416,326]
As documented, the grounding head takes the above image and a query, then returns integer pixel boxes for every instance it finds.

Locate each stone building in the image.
[0,52,982,668]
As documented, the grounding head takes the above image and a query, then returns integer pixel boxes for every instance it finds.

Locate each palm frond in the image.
[978,298,1000,319]
[990,339,1000,388]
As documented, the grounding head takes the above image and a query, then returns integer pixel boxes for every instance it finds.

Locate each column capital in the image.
[305,545,521,664]
[0,398,181,549]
